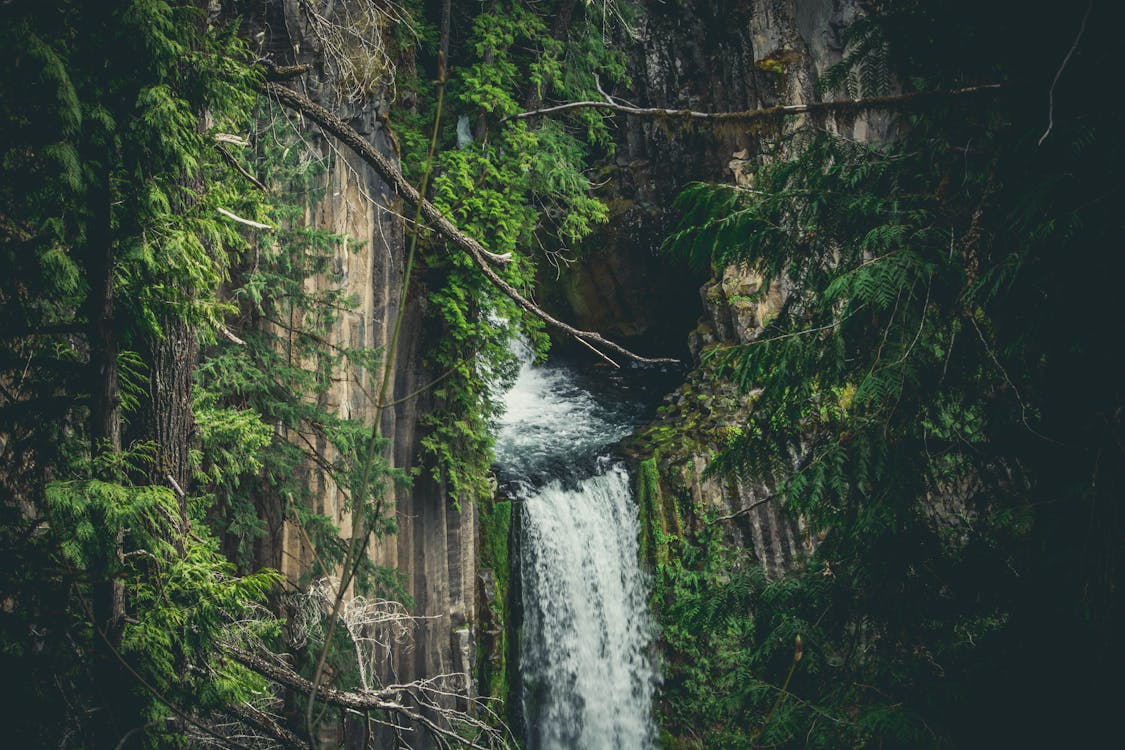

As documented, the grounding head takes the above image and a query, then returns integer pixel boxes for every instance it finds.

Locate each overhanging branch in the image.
[262,81,512,266]
[260,80,677,366]
[509,84,1004,123]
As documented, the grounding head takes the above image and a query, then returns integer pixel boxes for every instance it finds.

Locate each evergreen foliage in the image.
[194,108,405,595]
[0,2,286,745]
[1,0,628,744]
[657,1,1124,746]
[395,0,630,507]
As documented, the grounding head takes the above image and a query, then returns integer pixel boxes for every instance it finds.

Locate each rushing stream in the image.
[494,348,667,750]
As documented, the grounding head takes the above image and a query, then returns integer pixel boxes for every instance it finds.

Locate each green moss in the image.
[476,497,512,708]
[479,497,511,593]
[637,456,684,569]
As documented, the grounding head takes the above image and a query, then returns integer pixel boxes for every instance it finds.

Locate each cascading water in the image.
[493,347,665,750]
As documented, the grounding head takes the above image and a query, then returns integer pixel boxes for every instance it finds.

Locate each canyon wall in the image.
[247,0,475,695]
[242,0,875,709]
[578,0,872,574]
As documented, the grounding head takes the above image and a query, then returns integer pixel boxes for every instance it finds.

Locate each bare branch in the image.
[217,207,274,230]
[215,144,269,193]
[509,84,1004,123]
[264,63,311,81]
[1038,0,1092,146]
[260,80,677,366]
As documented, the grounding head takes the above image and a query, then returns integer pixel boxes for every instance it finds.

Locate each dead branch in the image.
[218,323,247,346]
[214,133,251,147]
[216,143,269,193]
[509,83,1004,123]
[264,63,311,81]
[712,492,775,522]
[217,207,274,230]
[222,645,512,749]
[261,80,677,366]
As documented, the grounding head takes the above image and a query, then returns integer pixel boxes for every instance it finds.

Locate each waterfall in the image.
[494,351,659,750]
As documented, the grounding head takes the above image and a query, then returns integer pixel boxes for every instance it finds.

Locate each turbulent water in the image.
[494,351,663,750]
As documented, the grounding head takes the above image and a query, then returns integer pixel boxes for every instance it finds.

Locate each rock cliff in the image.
[582,0,873,574]
[243,0,876,713]
[246,0,475,697]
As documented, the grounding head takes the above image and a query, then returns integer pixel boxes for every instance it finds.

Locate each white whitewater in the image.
[495,352,658,750]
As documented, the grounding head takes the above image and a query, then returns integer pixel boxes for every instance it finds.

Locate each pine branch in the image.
[509,84,1004,123]
[261,80,677,366]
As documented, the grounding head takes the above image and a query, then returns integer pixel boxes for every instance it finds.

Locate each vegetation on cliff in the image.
[0,0,643,747]
[3,0,1122,748]
[650,1,1123,747]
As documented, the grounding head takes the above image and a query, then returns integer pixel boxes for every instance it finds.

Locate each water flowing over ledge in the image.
[494,352,662,749]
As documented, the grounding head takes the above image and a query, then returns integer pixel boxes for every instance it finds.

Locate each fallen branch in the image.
[222,645,511,749]
[509,83,1004,123]
[261,80,676,366]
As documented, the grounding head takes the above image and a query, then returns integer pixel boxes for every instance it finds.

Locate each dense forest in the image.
[1,1,1121,749]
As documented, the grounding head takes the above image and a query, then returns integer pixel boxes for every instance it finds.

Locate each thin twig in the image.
[970,316,1061,444]
[1038,0,1092,147]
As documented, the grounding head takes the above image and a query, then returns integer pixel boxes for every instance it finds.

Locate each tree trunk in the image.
[87,166,124,646]
[135,318,198,538]
[86,159,135,749]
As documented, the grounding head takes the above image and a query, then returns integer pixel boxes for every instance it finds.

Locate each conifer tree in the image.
[655,1,1124,746]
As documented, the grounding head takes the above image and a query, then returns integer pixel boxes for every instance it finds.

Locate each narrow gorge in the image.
[1,1,1121,749]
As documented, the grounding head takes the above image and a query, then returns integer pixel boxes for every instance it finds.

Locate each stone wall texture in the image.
[246,0,476,699]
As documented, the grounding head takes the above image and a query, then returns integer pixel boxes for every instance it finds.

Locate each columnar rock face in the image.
[595,0,867,574]
[242,0,871,701]
[249,0,474,694]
